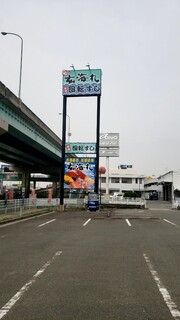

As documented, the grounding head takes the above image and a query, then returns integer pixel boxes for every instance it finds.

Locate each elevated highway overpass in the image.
[0,81,62,194]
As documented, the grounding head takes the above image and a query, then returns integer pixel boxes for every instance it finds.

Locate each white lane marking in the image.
[143,253,180,320]
[38,219,56,227]
[126,219,132,226]
[83,218,91,226]
[0,251,62,319]
[163,219,179,227]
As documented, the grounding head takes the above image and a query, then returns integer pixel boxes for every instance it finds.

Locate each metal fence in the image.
[108,196,146,207]
[0,196,147,216]
[0,198,57,215]
[0,198,85,215]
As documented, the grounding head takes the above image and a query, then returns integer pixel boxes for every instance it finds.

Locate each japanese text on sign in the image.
[65,143,96,154]
[64,157,96,190]
[62,69,102,96]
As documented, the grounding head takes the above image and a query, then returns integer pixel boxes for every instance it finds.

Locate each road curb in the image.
[0,209,51,225]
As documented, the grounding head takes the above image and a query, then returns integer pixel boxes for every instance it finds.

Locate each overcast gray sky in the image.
[1,0,180,176]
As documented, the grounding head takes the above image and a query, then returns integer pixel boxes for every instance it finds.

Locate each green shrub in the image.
[123,191,139,198]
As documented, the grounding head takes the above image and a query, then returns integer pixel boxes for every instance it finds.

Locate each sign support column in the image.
[106,156,109,194]
[61,68,102,210]
[60,95,67,210]
[95,95,101,194]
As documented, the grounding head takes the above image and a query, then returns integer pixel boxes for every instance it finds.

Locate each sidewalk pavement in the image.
[146,200,172,210]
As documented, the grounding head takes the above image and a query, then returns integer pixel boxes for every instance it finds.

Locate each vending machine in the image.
[88,192,99,211]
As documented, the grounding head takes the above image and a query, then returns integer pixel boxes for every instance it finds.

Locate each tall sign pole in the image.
[106,156,109,194]
[60,96,67,210]
[95,95,101,194]
[61,68,102,210]
[99,133,120,195]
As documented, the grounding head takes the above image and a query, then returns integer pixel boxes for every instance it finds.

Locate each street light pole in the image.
[59,113,71,142]
[1,32,23,101]
[66,114,71,143]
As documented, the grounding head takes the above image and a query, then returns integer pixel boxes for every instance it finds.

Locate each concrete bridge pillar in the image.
[33,181,36,189]
[22,171,30,197]
[52,181,57,197]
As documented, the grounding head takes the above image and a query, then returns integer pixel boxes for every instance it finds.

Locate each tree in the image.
[123,191,139,198]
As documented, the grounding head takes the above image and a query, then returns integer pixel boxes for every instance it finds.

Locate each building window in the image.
[136,178,138,184]
[101,177,106,183]
[111,178,120,183]
[122,178,132,184]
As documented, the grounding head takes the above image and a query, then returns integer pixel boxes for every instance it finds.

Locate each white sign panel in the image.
[99,149,119,157]
[100,133,119,147]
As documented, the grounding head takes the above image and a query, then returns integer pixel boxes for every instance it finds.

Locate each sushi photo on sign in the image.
[64,157,96,189]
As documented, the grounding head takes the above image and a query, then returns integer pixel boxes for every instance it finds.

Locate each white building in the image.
[144,176,162,200]
[144,170,180,201]
[100,167,145,197]
[158,170,180,201]
[99,165,180,201]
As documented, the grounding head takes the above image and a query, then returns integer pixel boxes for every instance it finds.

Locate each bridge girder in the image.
[0,81,62,177]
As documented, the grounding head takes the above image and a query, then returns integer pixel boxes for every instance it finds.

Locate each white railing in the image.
[109,197,146,207]
[0,198,86,215]
[0,196,146,216]
[84,196,146,207]
[0,198,58,215]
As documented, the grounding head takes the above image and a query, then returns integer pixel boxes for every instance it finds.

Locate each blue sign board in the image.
[118,164,133,169]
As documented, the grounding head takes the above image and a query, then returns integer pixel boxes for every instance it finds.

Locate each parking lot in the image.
[0,202,180,319]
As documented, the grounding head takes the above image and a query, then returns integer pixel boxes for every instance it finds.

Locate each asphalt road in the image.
[0,206,180,320]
